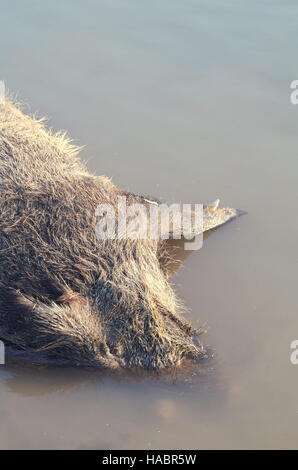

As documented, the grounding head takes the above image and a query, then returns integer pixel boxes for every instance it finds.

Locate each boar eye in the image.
[55,291,86,305]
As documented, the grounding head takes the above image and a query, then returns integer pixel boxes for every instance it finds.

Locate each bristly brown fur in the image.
[0,97,205,369]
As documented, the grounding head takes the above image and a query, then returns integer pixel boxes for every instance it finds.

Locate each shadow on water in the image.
[1,350,220,397]
[161,215,245,275]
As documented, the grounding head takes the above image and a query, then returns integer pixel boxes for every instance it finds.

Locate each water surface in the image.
[0,0,298,449]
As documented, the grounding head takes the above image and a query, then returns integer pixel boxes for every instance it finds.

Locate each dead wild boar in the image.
[0,97,239,369]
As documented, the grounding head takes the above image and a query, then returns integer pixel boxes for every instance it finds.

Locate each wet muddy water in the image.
[0,0,298,449]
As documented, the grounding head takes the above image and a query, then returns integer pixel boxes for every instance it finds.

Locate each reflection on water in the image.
[2,357,217,398]
[1,0,298,450]
[0,357,224,450]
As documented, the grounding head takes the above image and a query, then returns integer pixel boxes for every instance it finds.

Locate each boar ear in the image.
[0,285,114,366]
[0,286,42,348]
[0,286,65,351]
[8,278,87,306]
[9,277,65,303]
[0,286,32,322]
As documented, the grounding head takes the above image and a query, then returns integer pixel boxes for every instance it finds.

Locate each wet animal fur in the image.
[0,98,236,369]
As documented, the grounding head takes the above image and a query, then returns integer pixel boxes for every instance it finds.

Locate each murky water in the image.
[1,0,298,449]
